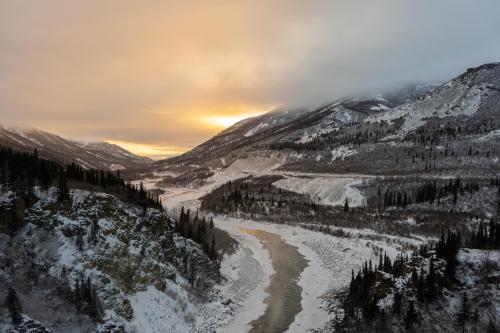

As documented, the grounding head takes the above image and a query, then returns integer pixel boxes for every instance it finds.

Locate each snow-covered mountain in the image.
[159,63,500,176]
[0,127,153,170]
[159,81,439,167]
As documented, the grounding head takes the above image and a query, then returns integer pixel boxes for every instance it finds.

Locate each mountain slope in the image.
[0,188,220,333]
[0,127,152,170]
[159,81,439,167]
[159,63,500,176]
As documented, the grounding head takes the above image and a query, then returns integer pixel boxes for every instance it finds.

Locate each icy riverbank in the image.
[137,166,418,332]
[209,216,415,332]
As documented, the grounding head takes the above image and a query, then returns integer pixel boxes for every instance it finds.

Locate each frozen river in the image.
[240,228,308,333]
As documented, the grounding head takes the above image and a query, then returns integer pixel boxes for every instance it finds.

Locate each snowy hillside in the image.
[0,127,152,170]
[158,81,437,169]
[0,188,221,333]
[366,63,500,136]
[155,63,499,178]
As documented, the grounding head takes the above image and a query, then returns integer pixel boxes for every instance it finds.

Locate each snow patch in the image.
[366,82,487,136]
[244,122,269,137]
[109,163,125,171]
[475,129,500,142]
[273,176,367,207]
[129,284,194,333]
[331,146,357,161]
[370,104,391,111]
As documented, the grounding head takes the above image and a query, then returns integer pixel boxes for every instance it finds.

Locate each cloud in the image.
[1,0,500,157]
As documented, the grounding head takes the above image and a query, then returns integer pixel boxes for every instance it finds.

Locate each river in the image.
[240,228,309,333]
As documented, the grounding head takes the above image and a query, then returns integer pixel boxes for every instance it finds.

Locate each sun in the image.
[207,114,255,128]
[194,103,275,129]
[105,140,186,159]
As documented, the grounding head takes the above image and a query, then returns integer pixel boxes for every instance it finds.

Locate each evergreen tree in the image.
[5,287,23,325]
[405,300,418,329]
[411,268,419,287]
[417,267,425,302]
[90,220,99,245]
[344,198,349,212]
[57,171,70,204]
[392,292,402,315]
[76,228,84,251]
[487,320,497,333]
[73,278,82,310]
[88,282,103,321]
[456,292,469,332]
[471,308,479,333]
[210,235,217,260]
[426,258,436,300]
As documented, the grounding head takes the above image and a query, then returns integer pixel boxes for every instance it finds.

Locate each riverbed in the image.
[240,228,308,333]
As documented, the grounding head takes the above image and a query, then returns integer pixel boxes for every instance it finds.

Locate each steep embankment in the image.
[0,188,220,333]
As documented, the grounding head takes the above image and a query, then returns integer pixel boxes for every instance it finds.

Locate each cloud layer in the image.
[1,0,500,157]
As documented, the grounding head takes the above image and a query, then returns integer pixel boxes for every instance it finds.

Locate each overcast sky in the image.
[1,0,500,158]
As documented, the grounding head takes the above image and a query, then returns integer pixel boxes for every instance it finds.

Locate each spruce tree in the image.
[392,292,402,315]
[471,308,479,333]
[411,268,419,287]
[210,235,217,260]
[73,278,82,310]
[57,171,70,204]
[76,228,84,251]
[405,300,418,329]
[487,320,497,333]
[5,287,23,325]
[417,267,425,302]
[426,258,436,300]
[456,292,469,332]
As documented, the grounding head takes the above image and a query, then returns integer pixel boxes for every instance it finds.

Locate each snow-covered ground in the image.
[216,222,274,333]
[273,176,367,207]
[127,158,422,332]
[205,216,413,332]
[154,177,414,332]
[330,146,357,162]
[150,157,371,211]
[366,78,488,136]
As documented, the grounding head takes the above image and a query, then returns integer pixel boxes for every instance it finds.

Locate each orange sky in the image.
[1,1,499,159]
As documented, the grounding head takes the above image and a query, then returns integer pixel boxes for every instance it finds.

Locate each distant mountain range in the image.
[159,63,500,176]
[160,81,442,167]
[0,127,152,170]
[3,63,499,176]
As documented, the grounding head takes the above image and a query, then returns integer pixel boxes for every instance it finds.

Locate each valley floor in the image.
[156,179,421,333]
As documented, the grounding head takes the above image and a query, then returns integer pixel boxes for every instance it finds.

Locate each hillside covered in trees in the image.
[0,148,226,332]
[328,225,500,332]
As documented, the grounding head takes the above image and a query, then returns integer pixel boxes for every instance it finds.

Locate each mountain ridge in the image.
[0,126,153,170]
[157,62,500,176]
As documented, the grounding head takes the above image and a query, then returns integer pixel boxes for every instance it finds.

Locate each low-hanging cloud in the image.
[1,0,500,157]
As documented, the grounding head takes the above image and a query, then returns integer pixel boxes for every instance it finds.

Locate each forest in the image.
[336,225,500,332]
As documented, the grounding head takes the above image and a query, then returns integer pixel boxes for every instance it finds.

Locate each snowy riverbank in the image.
[206,216,416,332]
[140,167,420,332]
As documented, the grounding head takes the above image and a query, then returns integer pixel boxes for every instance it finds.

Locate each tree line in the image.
[336,226,498,332]
[0,148,163,210]
[177,207,217,261]
[381,177,481,208]
[338,229,459,331]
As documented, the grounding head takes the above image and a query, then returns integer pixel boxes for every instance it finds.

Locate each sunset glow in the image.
[2,1,499,159]
[200,112,266,129]
[106,140,187,160]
